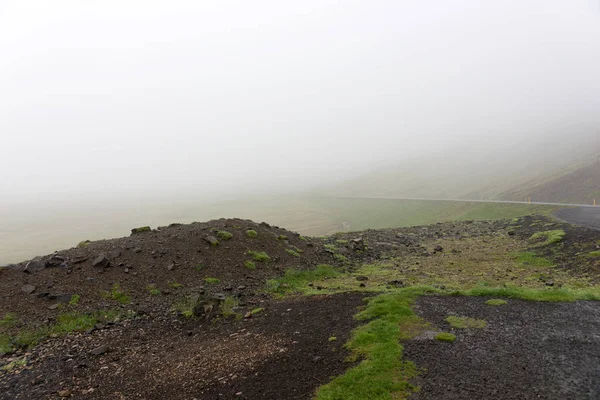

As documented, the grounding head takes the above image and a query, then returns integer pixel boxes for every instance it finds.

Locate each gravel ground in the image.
[405,295,600,400]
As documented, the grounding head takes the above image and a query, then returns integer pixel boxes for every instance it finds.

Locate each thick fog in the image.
[1,1,600,262]
[1,0,599,208]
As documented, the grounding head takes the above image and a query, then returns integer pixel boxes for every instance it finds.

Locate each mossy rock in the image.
[131,226,152,235]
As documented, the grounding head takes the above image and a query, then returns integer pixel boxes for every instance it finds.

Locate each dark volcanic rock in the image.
[349,237,365,251]
[23,259,47,273]
[92,253,110,268]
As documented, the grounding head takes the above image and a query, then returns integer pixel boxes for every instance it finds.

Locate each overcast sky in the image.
[1,0,599,207]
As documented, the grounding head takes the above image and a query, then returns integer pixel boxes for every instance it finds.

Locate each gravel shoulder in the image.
[404,295,600,400]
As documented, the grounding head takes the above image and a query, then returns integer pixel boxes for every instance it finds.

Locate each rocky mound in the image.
[0,218,331,327]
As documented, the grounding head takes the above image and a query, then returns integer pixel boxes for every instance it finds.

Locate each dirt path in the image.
[404,296,600,400]
[0,293,367,400]
[554,207,600,231]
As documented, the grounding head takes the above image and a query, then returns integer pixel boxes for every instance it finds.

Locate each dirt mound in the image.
[0,218,330,327]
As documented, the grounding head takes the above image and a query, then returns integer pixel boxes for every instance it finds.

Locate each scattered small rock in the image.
[91,253,110,268]
[21,284,36,295]
[204,235,219,247]
[349,237,365,251]
[90,345,109,356]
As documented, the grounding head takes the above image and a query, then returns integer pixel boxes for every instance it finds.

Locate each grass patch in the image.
[0,334,12,355]
[530,229,565,246]
[217,230,233,240]
[285,249,301,257]
[324,244,338,252]
[250,307,264,315]
[102,283,130,304]
[0,313,18,328]
[244,260,256,270]
[445,316,487,329]
[204,277,220,284]
[435,332,456,343]
[172,296,198,318]
[336,239,348,244]
[77,240,91,248]
[266,265,341,295]
[515,251,553,267]
[299,235,308,241]
[247,251,270,263]
[485,299,507,306]
[316,289,435,400]
[9,310,121,351]
[587,250,600,258]
[168,281,183,289]
[146,284,161,295]
[68,294,81,306]
[334,253,349,262]
[220,296,239,318]
[328,336,337,342]
[246,229,258,238]
[277,234,288,241]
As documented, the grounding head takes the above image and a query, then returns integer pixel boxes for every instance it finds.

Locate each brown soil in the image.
[0,293,367,400]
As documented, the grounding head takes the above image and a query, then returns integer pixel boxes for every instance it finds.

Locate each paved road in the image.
[326,195,600,230]
[328,195,598,208]
[554,207,600,231]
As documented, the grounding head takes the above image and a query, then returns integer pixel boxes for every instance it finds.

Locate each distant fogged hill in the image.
[323,142,599,204]
[500,160,600,205]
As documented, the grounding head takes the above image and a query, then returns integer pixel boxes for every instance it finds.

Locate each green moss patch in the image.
[248,251,270,262]
[266,265,340,295]
[316,289,434,400]
[530,229,565,246]
[131,226,151,234]
[485,299,507,306]
[246,230,258,238]
[217,231,233,240]
[285,249,301,257]
[435,332,456,343]
[515,251,553,267]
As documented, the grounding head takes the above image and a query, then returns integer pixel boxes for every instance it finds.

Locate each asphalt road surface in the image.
[554,207,600,231]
